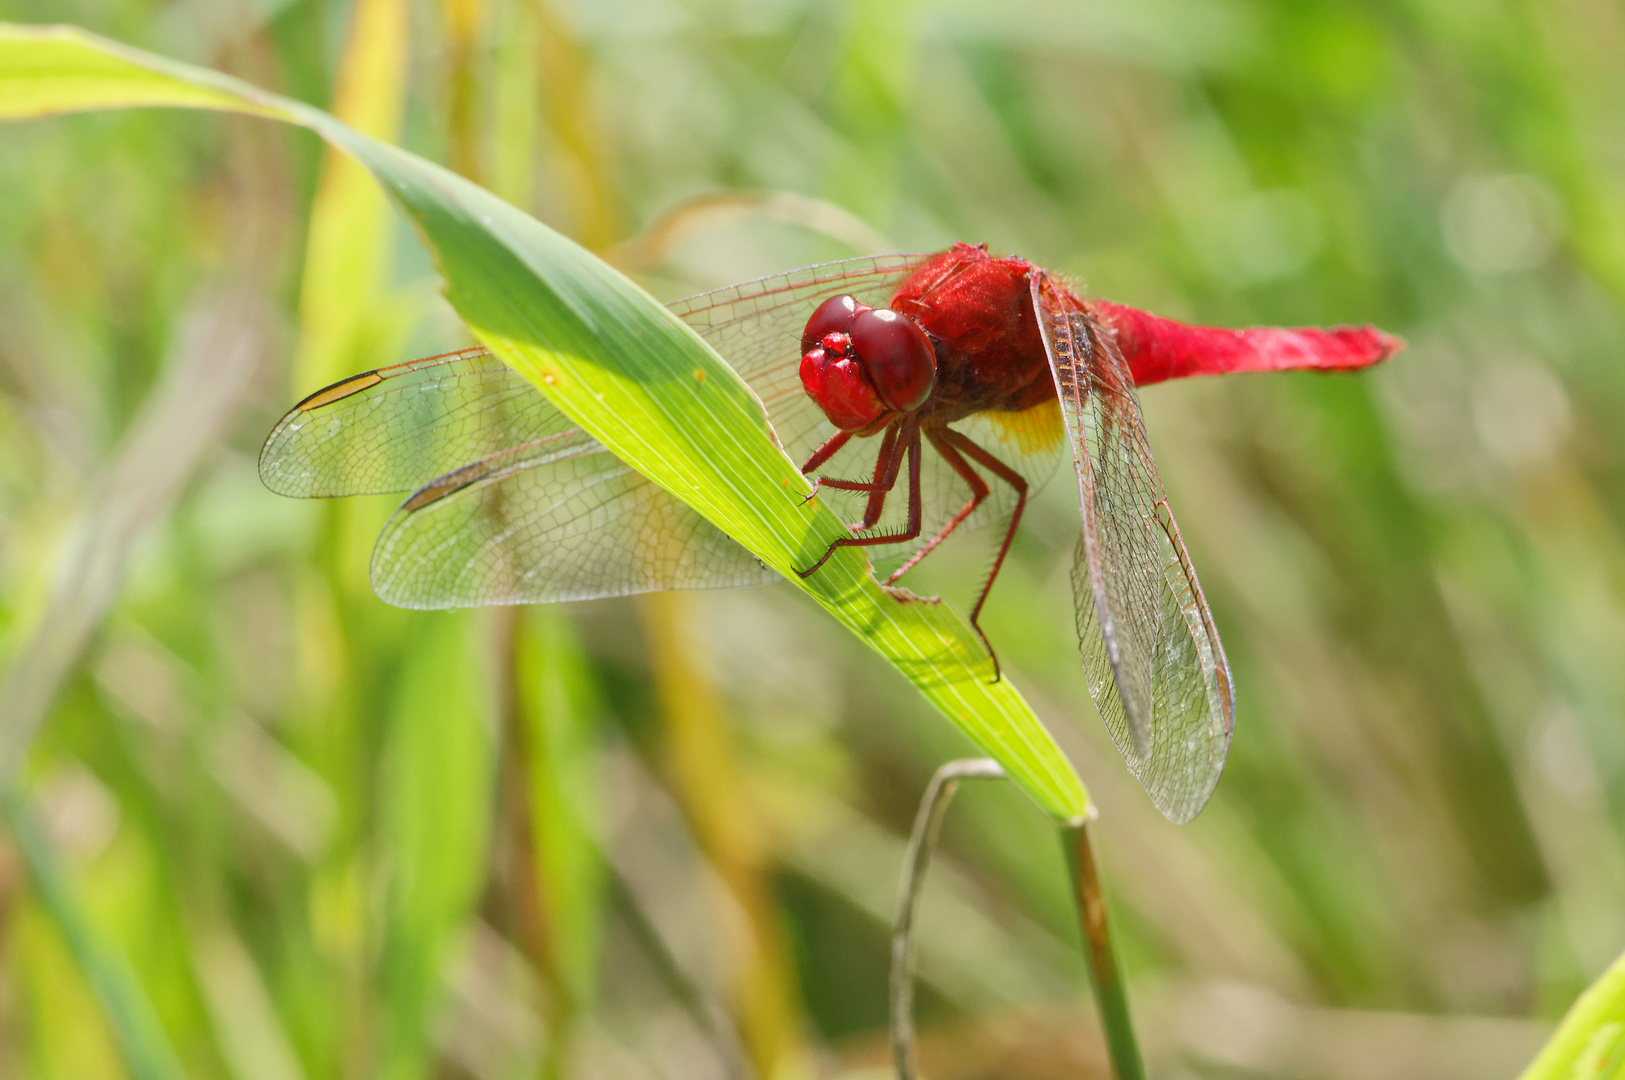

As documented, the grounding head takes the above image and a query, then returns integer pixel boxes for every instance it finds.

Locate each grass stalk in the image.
[1063,821,1145,1080]
[892,765,1145,1079]
[4,795,187,1080]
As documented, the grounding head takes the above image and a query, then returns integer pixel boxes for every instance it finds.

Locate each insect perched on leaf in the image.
[261,243,1400,822]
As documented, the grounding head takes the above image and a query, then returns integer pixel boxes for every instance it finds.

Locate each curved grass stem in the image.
[890,758,1006,1080]
[891,763,1145,1080]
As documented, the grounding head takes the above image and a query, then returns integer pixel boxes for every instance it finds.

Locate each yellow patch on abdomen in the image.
[987,399,1064,456]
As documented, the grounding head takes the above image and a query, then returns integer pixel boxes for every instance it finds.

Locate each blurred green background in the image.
[2,0,1623,1077]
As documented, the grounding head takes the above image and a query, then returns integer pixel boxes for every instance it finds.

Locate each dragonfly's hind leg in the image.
[892,427,1028,680]
[950,430,1028,680]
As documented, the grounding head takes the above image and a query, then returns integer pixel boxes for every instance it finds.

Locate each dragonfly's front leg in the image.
[799,429,853,484]
[800,421,906,532]
[797,424,923,578]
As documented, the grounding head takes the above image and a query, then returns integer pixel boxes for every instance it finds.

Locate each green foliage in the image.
[1520,947,1625,1080]
[378,613,493,1077]
[516,609,604,1008]
[3,2,1625,1077]
[0,22,1088,824]
[4,796,185,1080]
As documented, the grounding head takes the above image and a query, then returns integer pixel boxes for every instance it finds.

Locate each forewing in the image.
[1031,273,1234,823]
[259,348,566,497]
[257,343,761,604]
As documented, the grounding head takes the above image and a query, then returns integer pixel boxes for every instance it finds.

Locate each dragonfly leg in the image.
[798,429,853,503]
[804,421,909,532]
[884,428,992,587]
[797,424,922,578]
[854,424,903,530]
[938,427,1029,680]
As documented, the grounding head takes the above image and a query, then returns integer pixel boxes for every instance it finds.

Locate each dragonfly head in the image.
[799,294,937,432]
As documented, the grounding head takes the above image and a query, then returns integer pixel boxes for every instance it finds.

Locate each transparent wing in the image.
[369,436,775,606]
[673,254,921,464]
[259,348,565,497]
[253,348,737,603]
[1031,273,1234,824]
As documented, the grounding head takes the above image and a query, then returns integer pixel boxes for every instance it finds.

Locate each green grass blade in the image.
[1518,948,1625,1080]
[0,22,1089,822]
[4,795,188,1080]
[379,612,494,1077]
[0,23,293,120]
[514,608,606,1069]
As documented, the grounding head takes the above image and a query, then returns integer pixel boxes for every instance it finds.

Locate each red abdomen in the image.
[885,242,1401,416]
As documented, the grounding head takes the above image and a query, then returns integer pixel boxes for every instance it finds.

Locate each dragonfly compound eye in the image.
[801,294,870,351]
[848,307,936,413]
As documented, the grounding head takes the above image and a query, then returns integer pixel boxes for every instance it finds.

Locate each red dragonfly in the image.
[261,243,1398,822]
